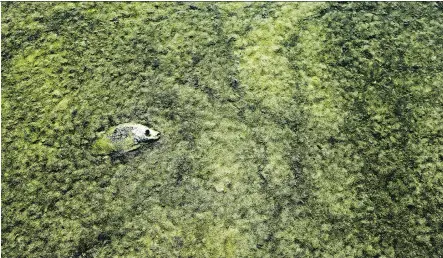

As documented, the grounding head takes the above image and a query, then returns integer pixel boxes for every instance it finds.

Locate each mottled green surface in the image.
[2,2,443,257]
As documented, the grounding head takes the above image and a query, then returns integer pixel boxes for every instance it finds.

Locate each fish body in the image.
[93,123,160,155]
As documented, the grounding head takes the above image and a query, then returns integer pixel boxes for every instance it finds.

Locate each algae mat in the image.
[2,2,443,257]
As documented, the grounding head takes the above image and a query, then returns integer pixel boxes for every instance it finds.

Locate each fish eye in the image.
[145,129,150,136]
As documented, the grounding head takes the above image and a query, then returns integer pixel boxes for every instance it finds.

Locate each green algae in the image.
[2,2,443,257]
[92,135,116,155]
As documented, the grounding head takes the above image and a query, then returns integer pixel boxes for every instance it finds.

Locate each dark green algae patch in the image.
[2,2,443,257]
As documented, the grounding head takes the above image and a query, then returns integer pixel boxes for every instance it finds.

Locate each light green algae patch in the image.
[92,134,117,155]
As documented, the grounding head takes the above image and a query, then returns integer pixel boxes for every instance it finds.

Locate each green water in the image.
[2,2,443,257]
